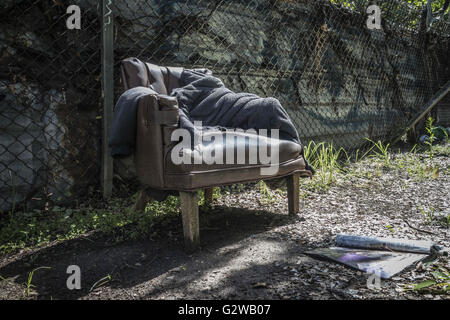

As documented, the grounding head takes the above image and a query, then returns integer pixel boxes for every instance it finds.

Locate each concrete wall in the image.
[0,0,101,212]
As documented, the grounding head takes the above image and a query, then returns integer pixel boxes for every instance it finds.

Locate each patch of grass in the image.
[407,163,440,181]
[0,195,183,256]
[424,116,436,161]
[391,143,445,181]
[0,267,51,298]
[385,224,395,233]
[419,206,434,225]
[419,206,450,228]
[213,187,222,200]
[301,139,449,195]
[433,143,450,157]
[303,141,347,191]
[258,180,272,202]
[364,138,391,167]
[394,146,416,170]
[90,274,112,293]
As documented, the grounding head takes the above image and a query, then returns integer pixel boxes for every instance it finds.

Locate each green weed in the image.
[304,141,346,190]
[90,274,112,293]
[424,116,436,161]
[258,180,272,201]
[364,138,391,167]
[24,266,51,297]
[410,267,450,294]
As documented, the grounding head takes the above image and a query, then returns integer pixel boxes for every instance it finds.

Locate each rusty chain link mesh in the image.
[0,0,102,213]
[1,0,449,212]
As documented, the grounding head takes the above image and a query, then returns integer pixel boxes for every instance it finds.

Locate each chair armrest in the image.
[139,93,179,126]
[135,93,179,188]
[157,94,178,110]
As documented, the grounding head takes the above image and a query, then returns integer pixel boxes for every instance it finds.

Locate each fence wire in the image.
[112,0,449,145]
[0,0,449,213]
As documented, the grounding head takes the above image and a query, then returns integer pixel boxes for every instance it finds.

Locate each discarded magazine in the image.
[306,234,445,279]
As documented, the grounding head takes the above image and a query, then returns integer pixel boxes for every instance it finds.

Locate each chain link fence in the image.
[111,0,449,148]
[1,0,449,213]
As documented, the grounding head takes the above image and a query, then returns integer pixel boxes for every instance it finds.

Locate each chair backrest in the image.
[120,57,184,95]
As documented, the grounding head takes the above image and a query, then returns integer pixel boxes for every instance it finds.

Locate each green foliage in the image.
[258,180,272,201]
[304,141,347,190]
[331,0,449,11]
[405,0,449,10]
[329,0,450,29]
[411,267,450,293]
[419,206,450,227]
[90,274,112,293]
[24,266,51,297]
[419,205,436,224]
[302,138,448,192]
[424,116,436,160]
[0,195,183,256]
[364,138,391,167]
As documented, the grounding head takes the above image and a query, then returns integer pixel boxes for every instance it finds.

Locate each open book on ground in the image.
[306,235,443,279]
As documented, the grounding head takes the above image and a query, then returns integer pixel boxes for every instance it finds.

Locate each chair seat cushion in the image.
[162,129,310,190]
[165,129,302,173]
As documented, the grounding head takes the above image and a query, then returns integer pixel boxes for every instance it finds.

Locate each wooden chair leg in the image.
[180,191,200,252]
[287,173,300,215]
[204,188,214,205]
[133,189,149,212]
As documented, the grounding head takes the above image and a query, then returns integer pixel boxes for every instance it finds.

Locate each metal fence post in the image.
[102,0,114,198]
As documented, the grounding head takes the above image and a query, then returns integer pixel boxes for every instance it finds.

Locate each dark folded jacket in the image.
[109,86,156,158]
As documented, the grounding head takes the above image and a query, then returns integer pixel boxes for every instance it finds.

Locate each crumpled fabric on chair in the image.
[171,69,300,147]
[109,86,157,158]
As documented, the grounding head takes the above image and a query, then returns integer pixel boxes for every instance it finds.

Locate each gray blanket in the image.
[172,69,300,145]
[109,86,156,158]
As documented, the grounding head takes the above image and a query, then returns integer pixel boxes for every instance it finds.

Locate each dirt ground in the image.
[0,145,449,300]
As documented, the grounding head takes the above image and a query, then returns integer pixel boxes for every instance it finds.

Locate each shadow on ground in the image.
[0,204,301,300]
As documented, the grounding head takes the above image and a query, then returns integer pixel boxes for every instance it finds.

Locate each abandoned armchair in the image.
[110,57,314,252]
